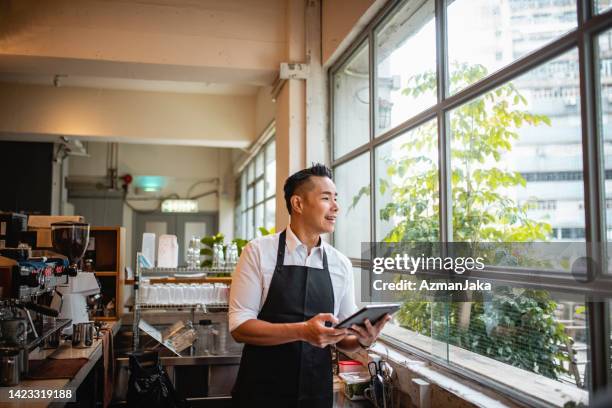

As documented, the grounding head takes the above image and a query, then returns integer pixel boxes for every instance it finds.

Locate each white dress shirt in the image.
[228,225,358,332]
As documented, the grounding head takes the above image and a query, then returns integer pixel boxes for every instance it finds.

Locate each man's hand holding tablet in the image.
[335,304,399,349]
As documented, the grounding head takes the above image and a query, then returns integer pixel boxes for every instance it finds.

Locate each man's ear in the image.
[290,195,303,214]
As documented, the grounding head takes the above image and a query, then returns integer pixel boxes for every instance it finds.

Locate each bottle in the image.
[197,319,213,355]
[187,236,200,269]
[225,242,238,268]
[218,245,226,270]
[212,243,220,269]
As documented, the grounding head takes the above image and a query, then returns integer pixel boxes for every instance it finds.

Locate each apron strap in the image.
[275,230,287,271]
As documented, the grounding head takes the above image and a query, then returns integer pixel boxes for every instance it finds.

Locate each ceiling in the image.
[0,0,286,96]
[0,72,260,95]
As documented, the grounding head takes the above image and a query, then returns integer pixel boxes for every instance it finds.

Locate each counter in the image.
[0,320,120,408]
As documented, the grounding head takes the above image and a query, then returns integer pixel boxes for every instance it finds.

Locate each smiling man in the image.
[230,163,390,408]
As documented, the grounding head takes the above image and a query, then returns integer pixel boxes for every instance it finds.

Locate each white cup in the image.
[140,284,149,304]
[175,285,185,304]
[147,285,159,304]
[158,285,170,304]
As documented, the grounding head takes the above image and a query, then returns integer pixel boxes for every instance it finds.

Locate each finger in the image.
[364,319,375,334]
[317,313,339,324]
[324,332,347,341]
[323,333,347,339]
[348,328,366,339]
[322,327,347,336]
[350,324,368,338]
[375,315,391,329]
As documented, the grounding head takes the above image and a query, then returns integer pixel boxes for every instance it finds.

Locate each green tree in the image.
[366,63,553,243]
[352,63,572,381]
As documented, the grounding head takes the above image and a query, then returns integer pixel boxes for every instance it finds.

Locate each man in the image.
[230,163,390,407]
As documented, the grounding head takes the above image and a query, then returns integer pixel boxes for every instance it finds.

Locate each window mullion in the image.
[369,29,376,246]
[579,0,610,392]
[436,0,451,243]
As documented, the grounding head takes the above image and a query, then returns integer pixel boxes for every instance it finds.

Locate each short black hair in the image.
[283,163,333,214]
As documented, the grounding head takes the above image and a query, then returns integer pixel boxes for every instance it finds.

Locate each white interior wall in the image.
[69,142,236,268]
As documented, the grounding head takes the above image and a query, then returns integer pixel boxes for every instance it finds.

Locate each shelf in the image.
[93,316,118,321]
[94,271,117,276]
[133,303,229,313]
[150,277,232,285]
[125,277,232,285]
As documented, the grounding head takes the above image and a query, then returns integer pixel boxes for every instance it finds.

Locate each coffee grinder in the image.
[49,222,100,334]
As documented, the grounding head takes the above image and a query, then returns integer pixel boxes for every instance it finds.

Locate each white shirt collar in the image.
[285,224,322,255]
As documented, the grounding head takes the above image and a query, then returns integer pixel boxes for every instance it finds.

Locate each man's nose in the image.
[332,200,340,212]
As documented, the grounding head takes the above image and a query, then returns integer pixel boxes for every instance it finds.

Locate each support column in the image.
[275,0,307,229]
[305,0,328,166]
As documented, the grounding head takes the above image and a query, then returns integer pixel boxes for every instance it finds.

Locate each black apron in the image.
[232,230,335,408]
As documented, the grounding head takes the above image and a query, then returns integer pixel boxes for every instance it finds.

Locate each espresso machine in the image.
[49,222,100,335]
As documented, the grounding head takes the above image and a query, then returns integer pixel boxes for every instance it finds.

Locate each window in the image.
[332,42,369,160]
[375,119,439,242]
[330,0,611,405]
[598,28,612,274]
[450,49,584,243]
[448,0,577,95]
[375,0,436,134]
[334,153,370,258]
[236,138,276,240]
[596,0,612,14]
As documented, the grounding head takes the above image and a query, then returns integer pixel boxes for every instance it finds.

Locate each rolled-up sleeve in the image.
[337,255,358,321]
[228,242,263,332]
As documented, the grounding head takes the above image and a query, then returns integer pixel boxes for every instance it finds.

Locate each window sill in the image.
[343,324,588,407]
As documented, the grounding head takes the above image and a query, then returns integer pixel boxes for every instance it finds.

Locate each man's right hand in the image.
[300,313,347,348]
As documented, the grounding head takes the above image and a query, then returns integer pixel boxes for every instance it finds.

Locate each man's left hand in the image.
[348,314,392,348]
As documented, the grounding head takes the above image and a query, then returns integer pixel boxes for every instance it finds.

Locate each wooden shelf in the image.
[93,316,119,321]
[94,271,117,276]
[89,227,125,319]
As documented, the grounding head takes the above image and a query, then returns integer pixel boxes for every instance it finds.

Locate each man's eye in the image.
[322,197,329,200]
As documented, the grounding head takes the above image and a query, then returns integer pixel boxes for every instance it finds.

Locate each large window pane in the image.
[375,119,439,242]
[333,42,370,159]
[475,290,588,401]
[241,173,247,206]
[445,289,588,403]
[247,161,254,184]
[334,153,370,258]
[246,186,253,208]
[596,0,612,13]
[255,151,264,177]
[388,285,589,403]
[598,29,612,273]
[246,209,253,240]
[450,50,584,246]
[448,0,577,95]
[375,0,436,135]
[265,141,276,198]
[265,198,276,231]
[255,204,264,235]
[255,179,264,204]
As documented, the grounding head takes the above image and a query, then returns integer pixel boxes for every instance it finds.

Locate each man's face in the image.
[295,176,339,234]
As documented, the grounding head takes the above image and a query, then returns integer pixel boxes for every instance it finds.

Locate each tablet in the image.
[335,304,400,329]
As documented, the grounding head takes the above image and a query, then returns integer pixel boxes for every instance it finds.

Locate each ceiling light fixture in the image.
[161,199,198,213]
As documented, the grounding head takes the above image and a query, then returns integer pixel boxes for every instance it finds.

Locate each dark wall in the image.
[0,141,53,214]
